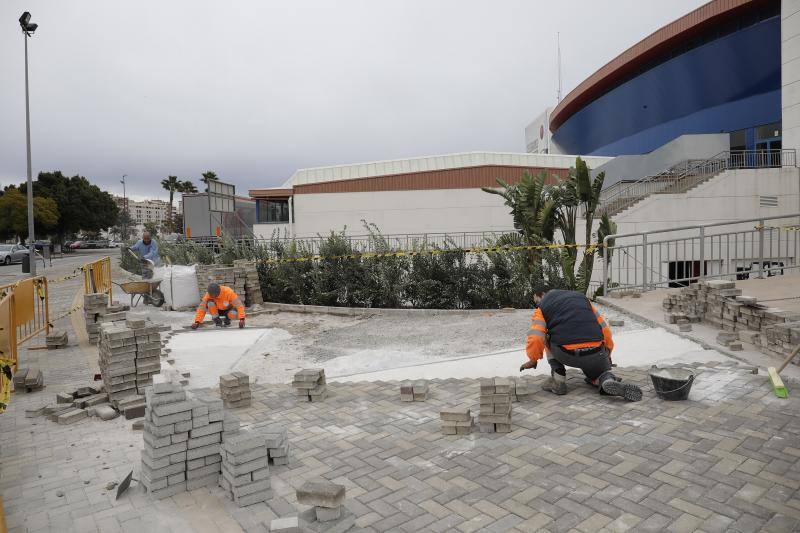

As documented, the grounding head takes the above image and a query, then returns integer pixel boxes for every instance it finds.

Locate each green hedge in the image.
[126,228,568,310]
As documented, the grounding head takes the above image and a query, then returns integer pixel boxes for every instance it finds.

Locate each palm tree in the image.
[482,170,557,245]
[573,157,605,292]
[179,181,198,194]
[201,171,218,191]
[161,175,181,232]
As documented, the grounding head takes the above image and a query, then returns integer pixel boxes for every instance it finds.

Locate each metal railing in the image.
[602,213,800,294]
[83,256,113,302]
[597,149,797,217]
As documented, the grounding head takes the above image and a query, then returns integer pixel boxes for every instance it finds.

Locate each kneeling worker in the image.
[191,283,246,329]
[519,285,642,401]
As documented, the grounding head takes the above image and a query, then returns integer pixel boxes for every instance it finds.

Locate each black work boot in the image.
[542,372,567,395]
[223,317,231,327]
[599,371,643,402]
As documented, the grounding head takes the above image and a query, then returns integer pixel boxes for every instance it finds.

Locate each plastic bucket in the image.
[649,366,695,401]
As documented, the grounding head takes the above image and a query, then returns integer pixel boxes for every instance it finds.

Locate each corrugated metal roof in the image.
[280,151,611,188]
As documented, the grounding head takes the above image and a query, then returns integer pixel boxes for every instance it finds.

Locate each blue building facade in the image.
[551,5,781,156]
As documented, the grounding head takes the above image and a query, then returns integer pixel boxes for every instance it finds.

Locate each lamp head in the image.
[19,12,37,34]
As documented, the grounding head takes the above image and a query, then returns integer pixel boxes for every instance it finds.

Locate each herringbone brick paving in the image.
[2,360,800,532]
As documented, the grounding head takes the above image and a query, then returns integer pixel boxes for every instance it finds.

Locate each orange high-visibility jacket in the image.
[194,285,245,323]
[526,302,614,363]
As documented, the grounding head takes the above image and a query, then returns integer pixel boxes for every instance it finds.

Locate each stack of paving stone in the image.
[184,392,225,490]
[83,293,109,344]
[511,377,534,402]
[98,322,139,404]
[219,372,252,408]
[45,329,68,349]
[399,380,428,402]
[232,266,247,301]
[219,428,273,506]
[662,279,800,363]
[440,407,473,435]
[263,425,289,465]
[141,376,193,499]
[195,265,236,299]
[292,369,327,402]
[12,367,44,393]
[477,377,512,433]
[233,260,263,306]
[128,318,163,394]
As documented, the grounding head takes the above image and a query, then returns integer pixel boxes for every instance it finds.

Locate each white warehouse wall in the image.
[256,188,516,239]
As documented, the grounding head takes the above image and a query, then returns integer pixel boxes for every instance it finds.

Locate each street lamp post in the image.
[19,12,38,275]
[121,175,127,240]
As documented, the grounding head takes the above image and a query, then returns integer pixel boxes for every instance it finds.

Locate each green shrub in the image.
[153,226,569,309]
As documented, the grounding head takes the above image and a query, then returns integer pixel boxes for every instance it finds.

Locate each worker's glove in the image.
[519,360,537,372]
[213,317,223,327]
[190,322,200,330]
[238,318,245,329]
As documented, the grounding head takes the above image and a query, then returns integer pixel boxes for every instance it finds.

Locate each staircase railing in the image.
[596,149,797,217]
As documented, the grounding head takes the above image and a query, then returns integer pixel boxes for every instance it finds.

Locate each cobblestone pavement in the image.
[2,359,800,533]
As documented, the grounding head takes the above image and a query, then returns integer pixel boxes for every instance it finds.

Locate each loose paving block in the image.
[292,369,326,402]
[679,323,692,332]
[94,405,119,421]
[57,408,87,425]
[269,517,301,533]
[399,381,414,402]
[609,319,625,327]
[296,479,346,508]
[23,368,44,391]
[45,329,68,349]
[412,380,429,401]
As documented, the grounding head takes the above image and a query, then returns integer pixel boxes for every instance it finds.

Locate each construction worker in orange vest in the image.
[191,283,246,329]
[519,285,642,401]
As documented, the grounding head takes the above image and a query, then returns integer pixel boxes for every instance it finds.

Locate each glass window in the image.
[259,199,290,223]
[730,129,746,151]
[756,122,781,140]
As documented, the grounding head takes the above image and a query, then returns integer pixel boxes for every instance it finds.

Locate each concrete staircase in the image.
[597,149,795,218]
[598,157,727,218]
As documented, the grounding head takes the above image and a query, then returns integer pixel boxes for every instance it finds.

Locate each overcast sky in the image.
[0,1,706,200]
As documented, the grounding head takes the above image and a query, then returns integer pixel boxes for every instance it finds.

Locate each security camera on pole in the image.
[19,12,38,275]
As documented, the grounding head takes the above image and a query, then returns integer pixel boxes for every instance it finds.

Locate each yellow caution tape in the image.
[48,303,84,325]
[47,267,86,284]
[754,225,800,232]
[255,242,603,265]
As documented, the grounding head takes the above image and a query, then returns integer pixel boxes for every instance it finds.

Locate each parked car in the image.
[69,241,84,249]
[109,241,122,248]
[0,244,34,265]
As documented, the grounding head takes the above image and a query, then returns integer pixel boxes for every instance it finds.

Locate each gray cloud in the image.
[0,0,706,199]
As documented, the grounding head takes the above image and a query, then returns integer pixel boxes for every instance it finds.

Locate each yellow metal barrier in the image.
[0,276,50,413]
[83,256,113,302]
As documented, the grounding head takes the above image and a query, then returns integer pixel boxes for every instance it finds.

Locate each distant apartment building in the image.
[113,197,179,225]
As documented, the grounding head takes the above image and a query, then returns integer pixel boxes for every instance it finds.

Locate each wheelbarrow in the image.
[115,279,165,307]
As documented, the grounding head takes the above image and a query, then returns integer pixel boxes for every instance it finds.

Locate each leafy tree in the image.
[110,210,135,241]
[0,187,59,241]
[22,171,119,242]
[160,175,181,230]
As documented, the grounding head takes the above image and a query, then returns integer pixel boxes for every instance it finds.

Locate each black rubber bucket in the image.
[649,366,695,401]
